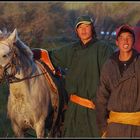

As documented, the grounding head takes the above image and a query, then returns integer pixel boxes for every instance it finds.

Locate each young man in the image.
[48,15,114,137]
[96,24,140,138]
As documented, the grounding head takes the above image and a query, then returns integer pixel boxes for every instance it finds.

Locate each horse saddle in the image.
[32,48,68,136]
[32,48,59,109]
[32,48,56,74]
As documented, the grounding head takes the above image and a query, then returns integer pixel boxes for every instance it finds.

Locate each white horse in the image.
[0,29,64,138]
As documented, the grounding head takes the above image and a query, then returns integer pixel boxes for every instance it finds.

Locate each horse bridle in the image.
[0,41,18,83]
[0,42,48,84]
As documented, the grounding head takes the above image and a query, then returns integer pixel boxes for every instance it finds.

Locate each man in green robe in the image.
[48,15,115,137]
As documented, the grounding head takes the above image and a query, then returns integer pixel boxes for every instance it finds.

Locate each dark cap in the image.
[116,24,135,39]
[75,15,94,28]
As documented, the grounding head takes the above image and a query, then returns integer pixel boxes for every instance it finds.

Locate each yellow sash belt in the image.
[108,111,140,126]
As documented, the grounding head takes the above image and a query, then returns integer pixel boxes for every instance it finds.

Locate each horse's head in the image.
[0,29,18,81]
[0,29,33,82]
[0,29,17,67]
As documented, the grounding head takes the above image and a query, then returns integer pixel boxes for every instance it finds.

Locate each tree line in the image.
[0,2,140,49]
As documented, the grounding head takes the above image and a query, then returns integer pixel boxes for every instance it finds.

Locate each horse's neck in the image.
[14,65,33,78]
[9,62,39,93]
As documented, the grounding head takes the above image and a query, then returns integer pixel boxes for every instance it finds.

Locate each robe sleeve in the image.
[95,61,111,136]
[49,46,70,69]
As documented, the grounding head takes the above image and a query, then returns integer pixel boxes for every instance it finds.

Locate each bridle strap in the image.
[9,68,48,83]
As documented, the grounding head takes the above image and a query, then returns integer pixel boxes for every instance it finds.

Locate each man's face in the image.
[76,23,93,44]
[116,32,134,53]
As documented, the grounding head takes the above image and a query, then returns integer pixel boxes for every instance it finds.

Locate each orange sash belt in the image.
[70,94,95,109]
[108,111,140,126]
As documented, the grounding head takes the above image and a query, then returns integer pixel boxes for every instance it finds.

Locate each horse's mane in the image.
[14,37,35,76]
[15,38,33,61]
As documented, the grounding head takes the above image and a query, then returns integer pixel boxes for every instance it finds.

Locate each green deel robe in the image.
[49,39,115,137]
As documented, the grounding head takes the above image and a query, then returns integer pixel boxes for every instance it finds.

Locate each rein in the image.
[5,60,50,84]
[9,69,48,83]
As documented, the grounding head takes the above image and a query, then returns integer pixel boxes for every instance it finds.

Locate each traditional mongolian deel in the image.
[49,38,114,137]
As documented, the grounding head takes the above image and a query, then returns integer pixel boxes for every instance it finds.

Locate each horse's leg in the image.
[12,121,24,137]
[35,120,45,138]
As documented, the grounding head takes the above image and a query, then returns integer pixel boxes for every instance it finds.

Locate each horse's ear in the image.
[8,28,18,43]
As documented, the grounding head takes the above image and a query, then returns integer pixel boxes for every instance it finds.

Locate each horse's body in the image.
[0,29,65,138]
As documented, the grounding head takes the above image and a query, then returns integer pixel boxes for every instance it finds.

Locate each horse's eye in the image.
[3,55,7,58]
